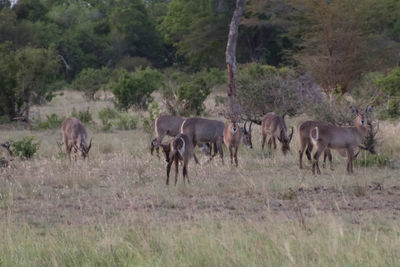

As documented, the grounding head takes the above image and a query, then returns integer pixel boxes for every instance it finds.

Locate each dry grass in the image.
[0,90,400,266]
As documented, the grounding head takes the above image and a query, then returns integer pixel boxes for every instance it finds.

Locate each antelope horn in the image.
[288,127,294,142]
[73,143,82,152]
[87,137,92,152]
[244,121,248,133]
[249,121,253,132]
[373,121,379,137]
[56,140,64,153]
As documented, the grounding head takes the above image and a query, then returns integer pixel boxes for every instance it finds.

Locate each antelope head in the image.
[242,121,253,149]
[74,138,92,159]
[277,127,293,155]
[152,140,171,162]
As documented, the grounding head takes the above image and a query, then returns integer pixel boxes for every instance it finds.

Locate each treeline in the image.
[1,0,400,122]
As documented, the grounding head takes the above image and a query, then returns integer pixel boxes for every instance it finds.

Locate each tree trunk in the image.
[226,0,245,118]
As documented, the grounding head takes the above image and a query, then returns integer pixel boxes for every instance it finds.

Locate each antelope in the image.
[154,134,194,185]
[223,118,253,166]
[310,106,373,174]
[261,112,293,155]
[299,121,335,170]
[150,114,211,158]
[180,117,225,164]
[61,117,92,160]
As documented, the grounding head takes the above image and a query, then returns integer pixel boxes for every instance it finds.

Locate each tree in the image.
[226,0,245,117]
[14,46,60,120]
[288,0,400,102]
[73,67,110,100]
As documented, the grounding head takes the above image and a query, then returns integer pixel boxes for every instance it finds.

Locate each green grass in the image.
[0,90,400,266]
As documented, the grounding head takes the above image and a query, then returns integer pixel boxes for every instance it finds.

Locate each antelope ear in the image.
[350,106,359,113]
[366,106,373,113]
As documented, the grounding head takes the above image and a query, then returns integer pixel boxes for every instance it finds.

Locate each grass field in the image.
[0,91,400,266]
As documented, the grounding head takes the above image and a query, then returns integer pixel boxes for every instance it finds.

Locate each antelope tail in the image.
[310,126,319,146]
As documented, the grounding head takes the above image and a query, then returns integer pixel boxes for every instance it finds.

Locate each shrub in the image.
[117,114,139,130]
[11,136,40,159]
[71,107,93,123]
[161,70,215,116]
[355,153,391,168]
[237,64,322,120]
[374,67,400,119]
[37,113,65,129]
[73,67,110,100]
[98,108,119,131]
[112,67,163,110]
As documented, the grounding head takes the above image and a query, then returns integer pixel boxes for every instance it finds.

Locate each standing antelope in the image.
[180,117,225,164]
[261,112,293,155]
[155,134,194,185]
[299,121,334,170]
[151,114,211,158]
[223,118,253,166]
[310,106,373,174]
[61,117,92,160]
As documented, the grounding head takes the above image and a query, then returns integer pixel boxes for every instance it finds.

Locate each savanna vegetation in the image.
[1,0,400,265]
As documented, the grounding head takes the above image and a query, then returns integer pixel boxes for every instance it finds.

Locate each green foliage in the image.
[72,67,110,100]
[373,67,400,119]
[161,69,221,116]
[355,153,391,168]
[10,136,40,159]
[37,113,65,130]
[71,107,93,123]
[98,108,119,131]
[116,114,139,130]
[237,64,321,119]
[112,68,163,110]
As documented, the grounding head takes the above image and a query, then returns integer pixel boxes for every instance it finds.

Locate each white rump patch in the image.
[180,119,187,133]
[311,127,319,146]
[178,137,185,156]
[154,117,159,135]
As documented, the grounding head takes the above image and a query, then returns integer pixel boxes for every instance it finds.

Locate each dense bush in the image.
[98,108,119,131]
[71,107,93,123]
[375,67,400,120]
[11,136,40,159]
[112,68,163,110]
[37,113,65,129]
[72,67,110,100]
[161,69,224,116]
[116,115,139,130]
[237,64,322,120]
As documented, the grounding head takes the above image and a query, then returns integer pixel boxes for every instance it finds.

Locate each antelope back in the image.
[181,117,224,142]
[155,115,185,137]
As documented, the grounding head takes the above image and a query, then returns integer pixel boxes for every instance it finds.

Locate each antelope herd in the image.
[59,105,377,185]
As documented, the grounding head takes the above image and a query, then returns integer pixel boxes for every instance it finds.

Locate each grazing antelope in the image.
[150,114,211,158]
[223,118,253,166]
[299,121,334,170]
[180,117,225,164]
[61,117,92,160]
[155,134,194,185]
[310,106,373,174]
[261,112,293,155]
[151,115,184,156]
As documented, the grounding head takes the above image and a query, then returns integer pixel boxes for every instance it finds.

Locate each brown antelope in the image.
[180,117,225,164]
[310,106,373,174]
[151,114,211,158]
[261,112,293,155]
[155,134,194,185]
[299,121,334,170]
[61,117,92,160]
[223,118,253,166]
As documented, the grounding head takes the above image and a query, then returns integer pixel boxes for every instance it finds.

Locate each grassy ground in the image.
[0,91,400,266]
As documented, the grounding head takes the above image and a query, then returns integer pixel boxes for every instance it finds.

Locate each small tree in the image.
[73,67,110,100]
[112,67,163,110]
[237,64,322,120]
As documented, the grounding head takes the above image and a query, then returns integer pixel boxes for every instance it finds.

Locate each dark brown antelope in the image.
[180,117,225,164]
[261,112,293,155]
[151,114,211,158]
[223,118,253,166]
[61,117,92,160]
[299,121,334,170]
[159,134,194,186]
[310,106,373,174]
